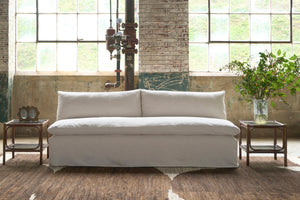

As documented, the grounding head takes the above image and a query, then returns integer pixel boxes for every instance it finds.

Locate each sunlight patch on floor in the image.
[168,188,184,200]
[29,193,36,200]
[156,167,202,181]
[43,163,65,173]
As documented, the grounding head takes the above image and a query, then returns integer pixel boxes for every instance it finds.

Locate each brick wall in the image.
[0,0,9,125]
[0,0,14,130]
[0,0,9,72]
[139,0,189,90]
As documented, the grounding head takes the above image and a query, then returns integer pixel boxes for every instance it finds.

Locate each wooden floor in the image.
[0,155,300,200]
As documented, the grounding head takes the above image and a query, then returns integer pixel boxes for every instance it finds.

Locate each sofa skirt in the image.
[49,134,238,168]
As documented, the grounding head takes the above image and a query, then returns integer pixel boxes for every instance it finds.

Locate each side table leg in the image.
[39,126,43,165]
[3,125,6,165]
[239,124,242,160]
[284,126,287,167]
[246,125,250,166]
[274,127,277,160]
[12,127,15,159]
[47,123,49,159]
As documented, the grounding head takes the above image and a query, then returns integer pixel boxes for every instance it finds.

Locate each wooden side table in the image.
[2,119,49,165]
[239,120,287,167]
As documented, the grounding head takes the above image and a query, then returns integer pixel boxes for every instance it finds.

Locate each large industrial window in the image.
[16,0,138,72]
[189,0,300,72]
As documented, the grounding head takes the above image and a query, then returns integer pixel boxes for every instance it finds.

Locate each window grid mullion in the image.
[228,0,230,64]
[208,0,211,71]
[15,0,17,72]
[36,0,38,72]
[76,0,79,72]
[270,0,272,43]
[291,0,293,43]
[97,0,99,72]
[56,0,58,72]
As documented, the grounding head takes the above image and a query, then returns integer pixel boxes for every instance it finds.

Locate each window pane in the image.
[272,44,292,58]
[211,15,228,41]
[58,0,77,13]
[230,0,249,13]
[272,15,290,41]
[37,43,56,71]
[230,14,249,41]
[135,14,139,37]
[189,0,208,13]
[17,14,36,42]
[17,0,36,13]
[293,15,300,42]
[99,0,115,13]
[39,14,56,40]
[99,15,111,41]
[78,15,97,41]
[271,0,290,13]
[211,0,229,13]
[294,0,300,13]
[189,44,208,71]
[17,43,36,71]
[251,44,271,66]
[58,14,77,40]
[79,0,97,13]
[230,44,249,62]
[39,0,56,13]
[78,43,97,72]
[292,44,300,56]
[135,0,139,14]
[98,43,125,71]
[209,44,229,71]
[135,52,139,71]
[251,0,270,13]
[189,14,207,42]
[57,43,77,71]
[251,15,270,41]
[119,0,125,13]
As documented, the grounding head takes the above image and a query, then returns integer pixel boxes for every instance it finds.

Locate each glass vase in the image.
[253,99,268,124]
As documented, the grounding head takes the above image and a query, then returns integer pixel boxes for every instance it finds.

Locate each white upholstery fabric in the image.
[56,90,141,120]
[49,135,238,167]
[141,90,227,119]
[48,117,240,136]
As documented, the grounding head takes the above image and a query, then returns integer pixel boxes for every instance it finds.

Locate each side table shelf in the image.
[2,119,50,165]
[6,143,48,151]
[239,120,287,167]
[240,144,284,153]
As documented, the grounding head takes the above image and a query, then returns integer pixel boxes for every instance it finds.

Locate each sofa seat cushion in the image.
[48,117,240,136]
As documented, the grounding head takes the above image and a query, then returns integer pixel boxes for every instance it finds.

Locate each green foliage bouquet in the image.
[221,50,300,107]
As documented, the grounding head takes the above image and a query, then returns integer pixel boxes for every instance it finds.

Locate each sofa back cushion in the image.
[57,90,141,120]
[141,90,227,119]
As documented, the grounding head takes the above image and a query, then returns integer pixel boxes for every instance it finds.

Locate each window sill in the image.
[189,71,236,77]
[15,71,139,76]
[14,71,235,77]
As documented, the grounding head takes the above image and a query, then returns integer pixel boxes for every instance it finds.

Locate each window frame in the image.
[189,0,297,72]
[36,0,107,43]
[15,0,139,73]
[207,0,293,43]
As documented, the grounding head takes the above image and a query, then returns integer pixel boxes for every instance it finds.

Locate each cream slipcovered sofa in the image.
[48,89,240,167]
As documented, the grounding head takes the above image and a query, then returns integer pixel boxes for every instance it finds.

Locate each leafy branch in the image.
[221,50,300,107]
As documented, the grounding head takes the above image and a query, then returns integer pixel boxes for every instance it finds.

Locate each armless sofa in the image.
[48,89,240,167]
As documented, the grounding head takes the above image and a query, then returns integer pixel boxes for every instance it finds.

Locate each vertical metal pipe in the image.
[125,0,135,91]
[110,0,112,27]
[116,0,119,32]
[116,49,121,87]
